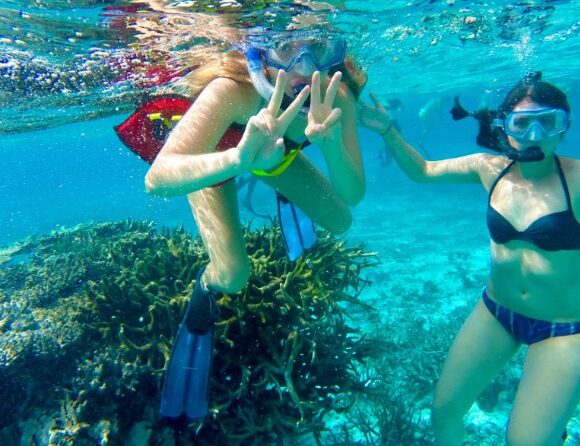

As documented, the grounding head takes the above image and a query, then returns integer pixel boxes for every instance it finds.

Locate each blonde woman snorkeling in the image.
[359,72,579,446]
[137,27,366,419]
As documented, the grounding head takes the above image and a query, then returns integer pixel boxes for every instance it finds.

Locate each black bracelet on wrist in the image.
[379,122,393,136]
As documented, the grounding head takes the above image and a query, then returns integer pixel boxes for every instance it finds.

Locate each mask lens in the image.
[538,113,557,131]
[504,109,568,139]
[262,34,346,71]
[556,110,569,132]
[309,37,344,68]
[508,115,531,132]
[265,47,292,68]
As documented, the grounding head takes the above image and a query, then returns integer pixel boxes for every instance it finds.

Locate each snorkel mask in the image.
[492,108,570,162]
[245,30,346,105]
[261,31,346,72]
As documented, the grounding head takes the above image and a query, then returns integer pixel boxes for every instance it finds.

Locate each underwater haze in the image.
[1,1,579,445]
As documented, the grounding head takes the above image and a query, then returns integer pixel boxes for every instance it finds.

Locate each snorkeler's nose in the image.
[293,54,316,75]
[526,123,544,142]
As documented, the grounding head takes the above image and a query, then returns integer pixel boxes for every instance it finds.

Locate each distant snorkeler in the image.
[115,2,368,422]
[417,96,446,158]
[360,71,579,446]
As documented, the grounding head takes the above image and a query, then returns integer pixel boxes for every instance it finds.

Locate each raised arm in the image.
[145,72,310,196]
[305,71,365,206]
[144,78,257,195]
[359,92,485,185]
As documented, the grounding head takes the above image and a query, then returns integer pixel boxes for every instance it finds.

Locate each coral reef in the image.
[1,219,539,446]
[0,220,380,445]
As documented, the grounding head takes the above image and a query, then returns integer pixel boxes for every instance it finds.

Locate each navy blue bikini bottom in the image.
[482,290,580,345]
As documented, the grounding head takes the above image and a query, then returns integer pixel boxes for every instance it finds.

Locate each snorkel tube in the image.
[497,131,545,162]
[245,46,307,110]
[493,117,545,162]
[245,46,275,102]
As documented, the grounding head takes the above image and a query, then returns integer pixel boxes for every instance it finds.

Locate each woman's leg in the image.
[432,298,521,446]
[187,180,250,293]
[506,333,580,446]
[188,152,350,292]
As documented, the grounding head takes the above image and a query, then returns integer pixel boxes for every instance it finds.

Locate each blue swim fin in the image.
[276,193,317,261]
[160,270,216,419]
[160,324,214,419]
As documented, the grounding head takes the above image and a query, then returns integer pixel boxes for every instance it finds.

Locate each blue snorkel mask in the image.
[493,109,569,141]
[492,108,569,162]
[259,31,346,72]
[244,30,346,105]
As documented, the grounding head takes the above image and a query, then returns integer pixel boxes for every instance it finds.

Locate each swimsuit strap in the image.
[554,156,573,210]
[488,160,516,204]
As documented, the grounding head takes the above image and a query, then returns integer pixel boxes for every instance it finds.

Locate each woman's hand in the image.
[358,92,392,135]
[305,71,343,145]
[236,70,310,172]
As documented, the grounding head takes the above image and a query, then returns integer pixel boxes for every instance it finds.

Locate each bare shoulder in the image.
[559,155,580,173]
[160,78,261,155]
[473,153,511,189]
[193,77,262,123]
[201,77,254,98]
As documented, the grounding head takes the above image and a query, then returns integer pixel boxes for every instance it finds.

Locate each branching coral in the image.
[0,219,531,446]
[0,220,381,445]
[190,227,381,444]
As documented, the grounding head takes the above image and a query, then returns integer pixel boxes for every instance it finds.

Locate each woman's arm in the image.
[145,72,310,196]
[360,92,485,185]
[381,126,483,184]
[306,72,365,206]
[145,78,258,195]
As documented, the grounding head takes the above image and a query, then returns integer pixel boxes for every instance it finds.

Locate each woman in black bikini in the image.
[359,72,580,445]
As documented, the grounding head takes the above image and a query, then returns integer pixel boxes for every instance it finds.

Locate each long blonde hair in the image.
[178,50,251,98]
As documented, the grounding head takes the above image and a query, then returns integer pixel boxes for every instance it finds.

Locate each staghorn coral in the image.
[0,220,380,445]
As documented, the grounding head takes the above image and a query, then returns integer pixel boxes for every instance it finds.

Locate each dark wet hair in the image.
[450,96,501,151]
[498,71,570,115]
[451,72,570,153]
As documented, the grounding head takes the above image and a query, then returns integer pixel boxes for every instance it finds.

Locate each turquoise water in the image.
[1,1,579,445]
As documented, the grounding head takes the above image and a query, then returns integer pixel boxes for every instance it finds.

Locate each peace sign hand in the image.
[305,71,343,146]
[237,70,310,172]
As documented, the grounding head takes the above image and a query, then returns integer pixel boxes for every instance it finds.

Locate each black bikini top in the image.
[486,157,580,251]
